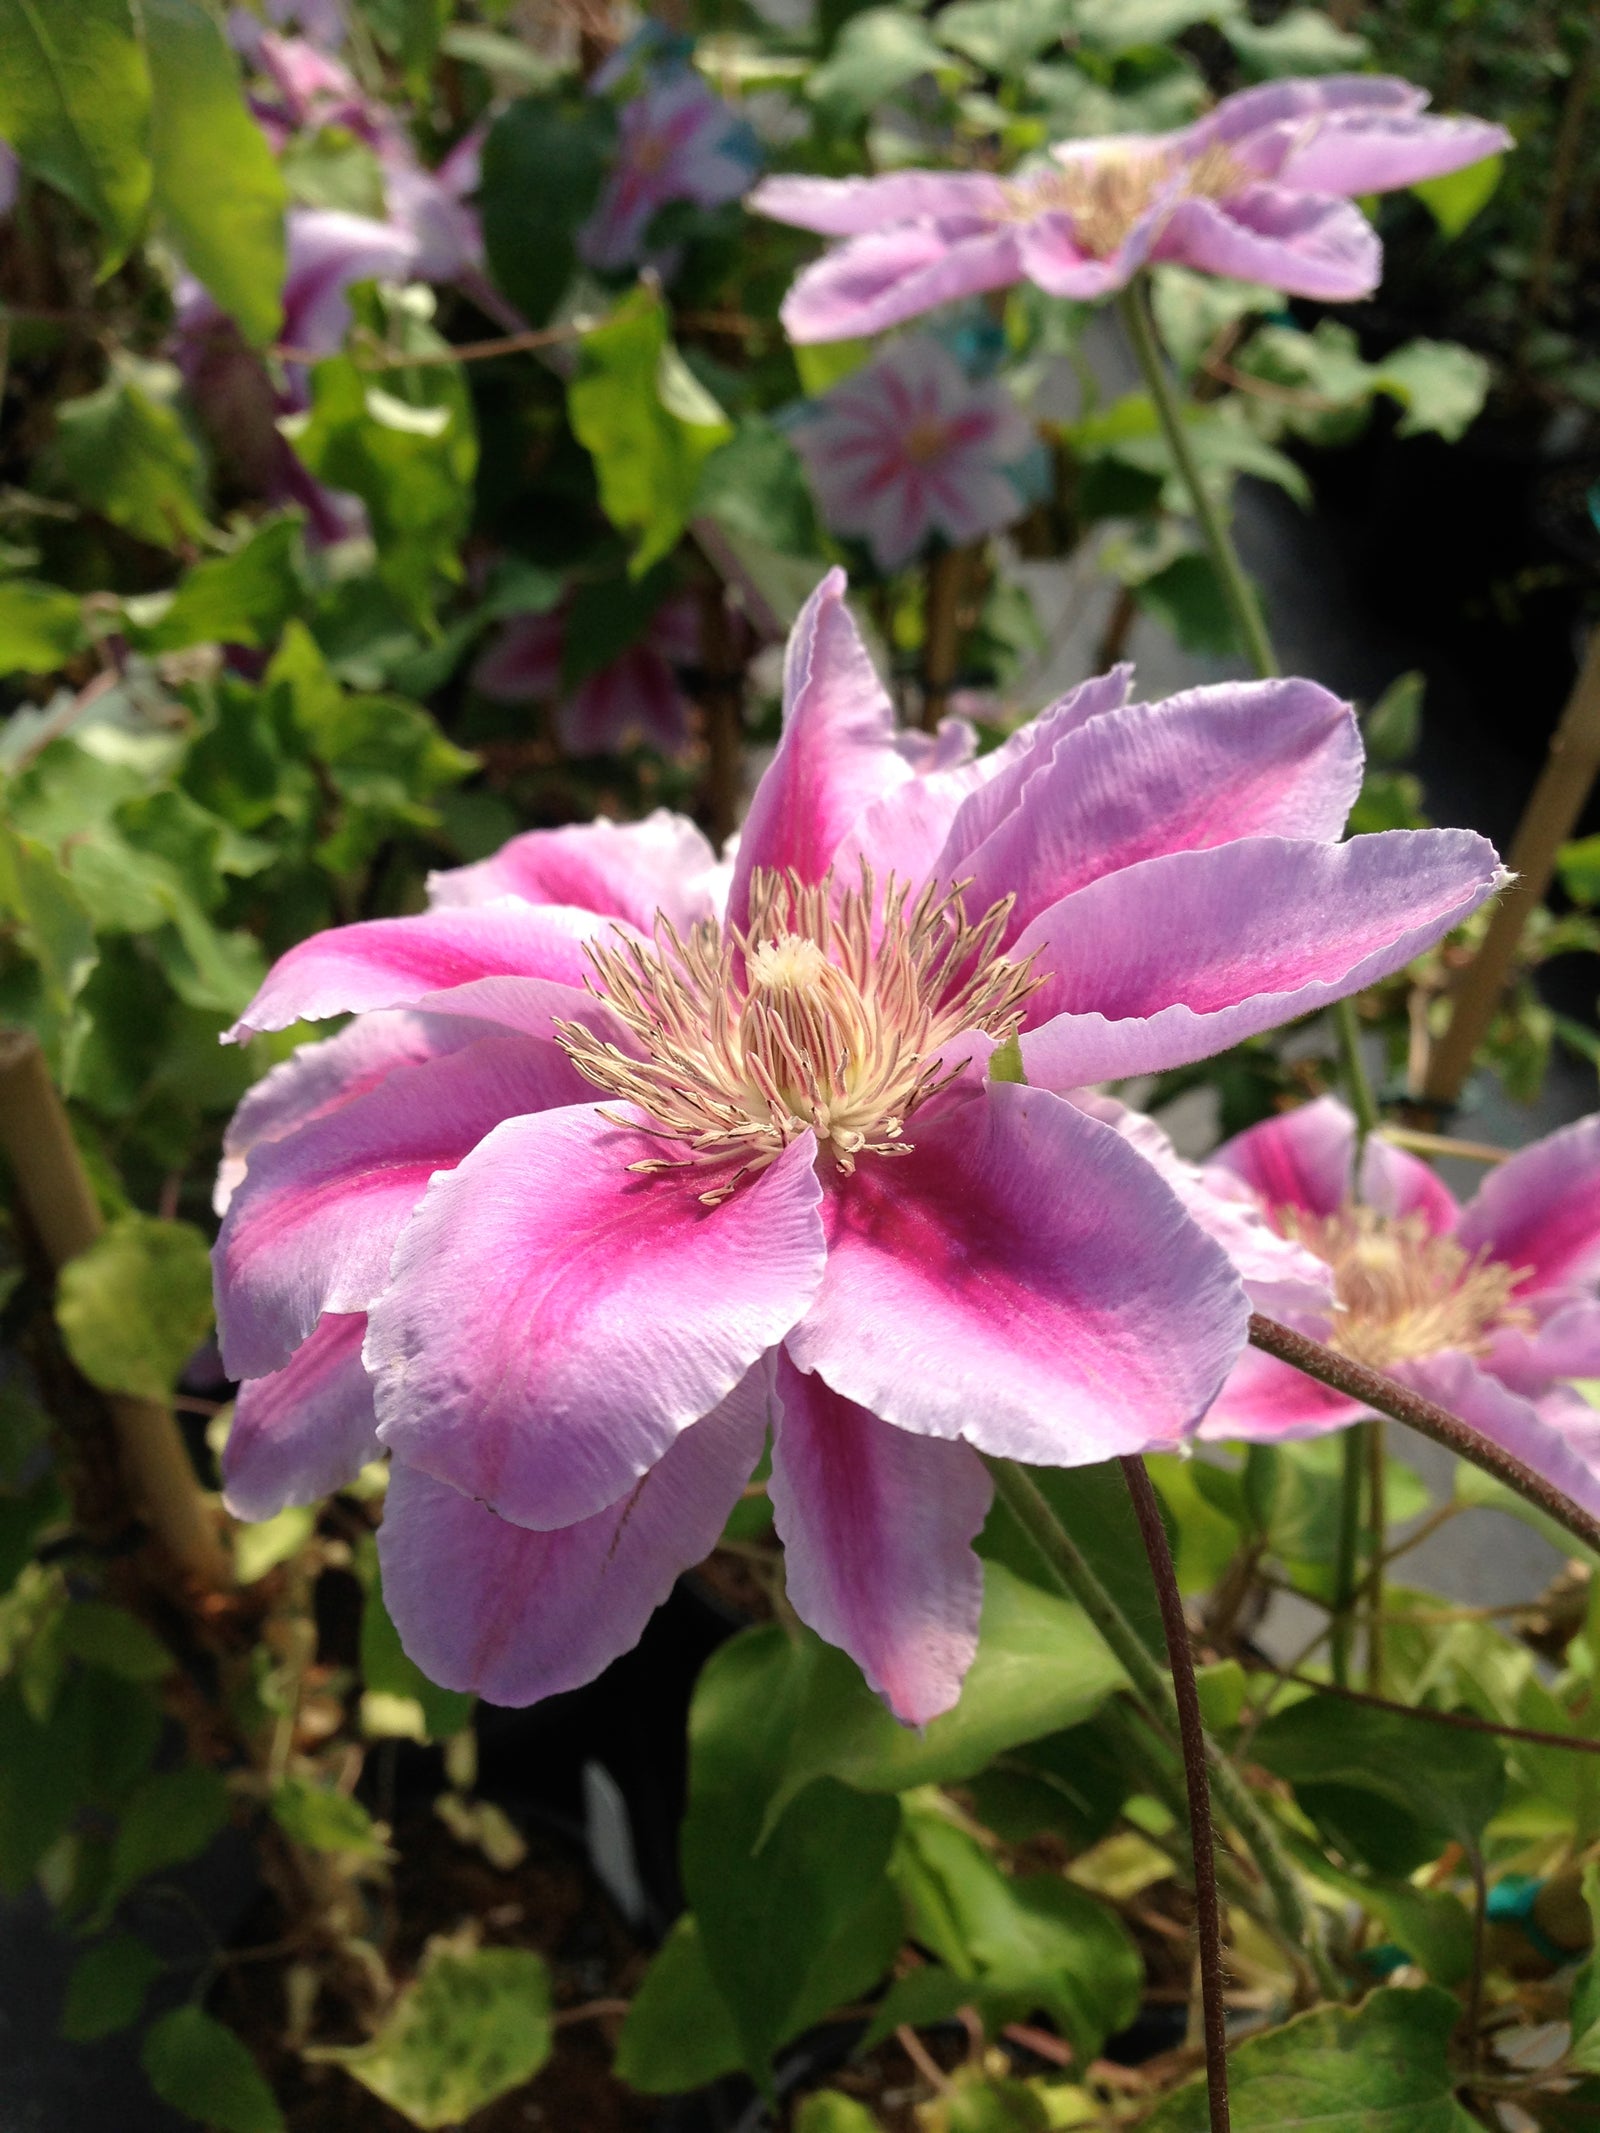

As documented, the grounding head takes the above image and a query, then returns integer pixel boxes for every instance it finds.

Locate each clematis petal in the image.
[429,809,719,932]
[215,1011,481,1215]
[1272,111,1511,196]
[786,1082,1246,1466]
[1017,207,1163,299]
[961,678,1362,935]
[1193,75,1426,152]
[728,569,910,925]
[1358,1133,1459,1233]
[1157,189,1381,301]
[377,1368,769,1704]
[215,1034,587,1379]
[366,1115,825,1531]
[1393,1351,1600,1524]
[1486,1299,1600,1398]
[1018,829,1502,1087]
[750,169,1007,235]
[1207,1095,1356,1222]
[1455,1115,1600,1298]
[223,1313,378,1522]
[769,1353,990,1726]
[778,224,1023,344]
[224,901,630,1041]
[1200,1339,1365,1444]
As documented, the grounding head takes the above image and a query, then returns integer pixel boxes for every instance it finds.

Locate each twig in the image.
[1280,1673,1600,1757]
[1421,629,1600,1109]
[1248,1313,1600,1557]
[1121,1455,1231,2133]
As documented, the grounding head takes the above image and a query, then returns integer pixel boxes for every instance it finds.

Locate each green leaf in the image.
[234,1504,316,1584]
[61,1931,164,2041]
[1251,1690,1504,1876]
[479,95,611,326]
[1570,1862,1600,2071]
[57,1602,172,1683]
[143,2006,285,2133]
[569,287,733,579]
[0,0,152,269]
[1560,834,1600,909]
[1372,341,1491,443]
[132,517,304,653]
[681,1626,902,2082]
[1140,1985,1477,2131]
[0,822,97,1077]
[1134,552,1237,655]
[364,0,452,86]
[809,8,971,119]
[1413,154,1503,240]
[108,1764,229,1906]
[55,1213,213,1402]
[0,580,86,674]
[793,339,874,395]
[354,1531,474,1740]
[52,356,210,549]
[1363,671,1424,765]
[142,0,287,345]
[1149,266,1276,374]
[1226,7,1367,76]
[614,1913,746,2093]
[934,2068,1053,2133]
[935,0,1077,76]
[796,2094,883,2133]
[270,1777,387,1859]
[695,418,822,559]
[311,1934,551,2129]
[769,1562,1126,1822]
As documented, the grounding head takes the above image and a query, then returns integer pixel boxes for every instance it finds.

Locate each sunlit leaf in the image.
[55,1213,213,1402]
[143,2006,284,2133]
[0,0,151,268]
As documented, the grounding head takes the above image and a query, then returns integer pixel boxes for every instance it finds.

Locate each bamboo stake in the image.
[1421,630,1600,1109]
[0,1032,231,1589]
[921,544,971,733]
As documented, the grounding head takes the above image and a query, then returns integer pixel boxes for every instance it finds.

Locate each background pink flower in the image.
[752,75,1511,340]
[580,65,761,274]
[471,591,700,757]
[1197,1096,1600,1520]
[791,336,1034,571]
[212,572,1500,1726]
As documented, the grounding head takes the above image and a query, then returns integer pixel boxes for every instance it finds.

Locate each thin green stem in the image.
[1115,280,1277,681]
[1364,1420,1387,1696]
[1335,997,1381,1151]
[1329,1422,1367,1688]
[986,1457,1341,1999]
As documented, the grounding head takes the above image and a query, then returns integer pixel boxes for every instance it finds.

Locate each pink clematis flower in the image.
[471,591,701,758]
[579,65,760,274]
[1196,1097,1600,1517]
[752,75,1511,341]
[211,572,1501,1725]
[792,335,1034,571]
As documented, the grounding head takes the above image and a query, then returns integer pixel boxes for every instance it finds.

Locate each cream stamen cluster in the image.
[557,865,1039,1201]
[1010,142,1245,259]
[1278,1205,1532,1369]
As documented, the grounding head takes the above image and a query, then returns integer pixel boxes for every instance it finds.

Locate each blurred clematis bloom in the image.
[471,591,701,758]
[792,335,1034,571]
[211,572,1501,1724]
[1197,1097,1600,1516]
[752,75,1511,340]
[580,63,760,273]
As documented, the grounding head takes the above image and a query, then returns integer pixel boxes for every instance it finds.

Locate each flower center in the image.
[903,415,953,466]
[1276,1204,1532,1370]
[557,865,1039,1202]
[1009,141,1245,258]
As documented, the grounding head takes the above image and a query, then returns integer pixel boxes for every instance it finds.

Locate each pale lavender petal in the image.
[216,1011,482,1214]
[1487,1300,1600,1398]
[366,1115,825,1531]
[1207,1095,1355,1222]
[728,570,910,925]
[1456,1115,1600,1298]
[1394,1351,1600,1525]
[1157,189,1381,302]
[769,1353,990,1726]
[378,1367,769,1704]
[1273,112,1511,196]
[223,1313,378,1521]
[1019,830,1503,1087]
[749,170,1007,235]
[785,1083,1246,1465]
[1017,206,1164,300]
[429,809,720,932]
[1199,1340,1364,1444]
[281,208,419,358]
[960,677,1361,937]
[224,902,632,1039]
[1357,1134,1459,1233]
[779,225,1023,343]
[1193,76,1426,154]
[215,1035,588,1378]
[470,611,563,701]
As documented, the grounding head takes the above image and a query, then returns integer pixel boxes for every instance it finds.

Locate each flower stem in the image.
[985,1455,1340,1998]
[1115,280,1277,682]
[1119,1454,1231,2133]
[1248,1312,1600,1557]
